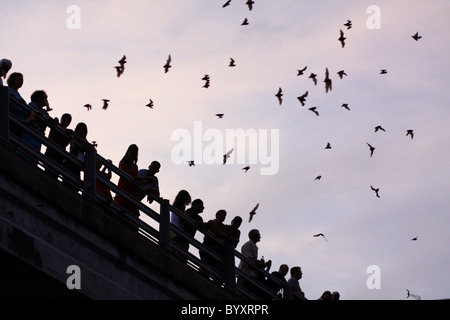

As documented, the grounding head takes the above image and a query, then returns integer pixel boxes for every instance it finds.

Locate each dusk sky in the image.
[2,0,449,300]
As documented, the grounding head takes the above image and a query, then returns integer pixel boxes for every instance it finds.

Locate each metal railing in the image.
[0,86,305,300]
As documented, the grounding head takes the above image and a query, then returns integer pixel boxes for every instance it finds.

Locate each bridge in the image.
[0,86,303,300]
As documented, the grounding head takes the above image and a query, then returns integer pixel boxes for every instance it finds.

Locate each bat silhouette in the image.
[223,148,234,164]
[406,129,414,139]
[163,54,172,73]
[146,99,154,109]
[411,32,421,41]
[297,66,307,76]
[102,99,110,110]
[297,91,308,106]
[324,68,332,93]
[275,87,283,105]
[309,73,317,86]
[249,203,259,222]
[313,233,327,242]
[370,185,380,198]
[309,107,319,116]
[338,29,346,48]
[344,20,352,29]
[366,142,375,157]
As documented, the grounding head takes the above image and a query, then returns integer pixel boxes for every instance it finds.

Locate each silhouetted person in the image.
[7,72,28,139]
[0,58,12,86]
[331,291,340,300]
[178,198,205,251]
[318,290,332,300]
[63,122,88,188]
[44,113,73,179]
[288,266,305,299]
[170,188,191,230]
[115,144,141,218]
[237,229,271,297]
[137,160,161,204]
[200,209,229,274]
[20,90,52,165]
[225,216,242,248]
[266,263,289,298]
[96,158,113,201]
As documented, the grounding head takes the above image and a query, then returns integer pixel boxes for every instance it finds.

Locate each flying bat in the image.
[370,185,380,198]
[215,113,224,119]
[337,70,347,79]
[309,107,319,116]
[188,160,195,167]
[406,129,414,139]
[341,103,350,111]
[222,0,231,8]
[242,166,250,173]
[313,233,327,242]
[249,203,259,222]
[374,125,386,132]
[241,18,249,26]
[411,32,422,41]
[246,0,255,11]
[118,55,127,67]
[297,66,307,76]
[366,142,375,157]
[324,68,332,93]
[275,87,283,105]
[163,54,172,73]
[223,148,233,164]
[338,29,346,48]
[410,236,418,241]
[380,69,387,74]
[315,175,322,181]
[297,91,308,106]
[83,104,92,111]
[146,99,154,109]
[102,99,110,110]
[229,58,236,67]
[344,20,352,29]
[325,142,332,149]
[309,73,318,85]
[115,66,124,78]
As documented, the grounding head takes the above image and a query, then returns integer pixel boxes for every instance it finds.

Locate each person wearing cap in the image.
[0,58,12,86]
[237,229,271,295]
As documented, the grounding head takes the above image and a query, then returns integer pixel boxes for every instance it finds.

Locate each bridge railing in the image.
[0,86,305,300]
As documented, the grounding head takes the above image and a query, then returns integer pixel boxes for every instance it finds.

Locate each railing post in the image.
[0,86,9,141]
[159,199,171,249]
[224,243,236,291]
[83,143,97,199]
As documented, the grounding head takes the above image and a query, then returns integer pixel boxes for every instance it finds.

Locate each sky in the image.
[1,0,449,300]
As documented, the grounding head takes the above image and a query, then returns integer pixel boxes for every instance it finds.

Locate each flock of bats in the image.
[75,2,425,298]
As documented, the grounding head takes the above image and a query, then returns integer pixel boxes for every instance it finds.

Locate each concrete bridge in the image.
[0,86,300,300]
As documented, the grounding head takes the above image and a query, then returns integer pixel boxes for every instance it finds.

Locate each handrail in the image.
[1,86,299,300]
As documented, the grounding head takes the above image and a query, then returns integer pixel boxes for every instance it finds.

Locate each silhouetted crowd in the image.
[1,57,341,300]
